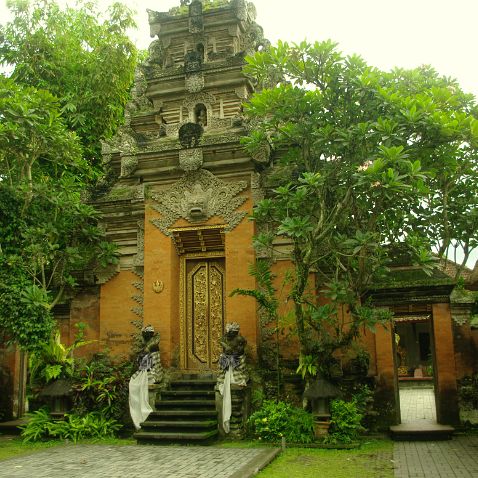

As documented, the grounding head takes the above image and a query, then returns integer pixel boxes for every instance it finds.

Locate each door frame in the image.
[179,250,225,370]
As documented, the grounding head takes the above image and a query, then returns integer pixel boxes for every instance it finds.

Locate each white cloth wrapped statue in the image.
[129,325,163,430]
[217,322,248,433]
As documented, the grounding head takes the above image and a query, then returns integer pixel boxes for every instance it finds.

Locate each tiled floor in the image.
[399,386,436,423]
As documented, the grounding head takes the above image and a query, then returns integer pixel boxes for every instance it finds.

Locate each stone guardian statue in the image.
[216,322,248,433]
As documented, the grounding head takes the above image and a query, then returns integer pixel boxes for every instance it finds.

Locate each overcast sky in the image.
[1,0,477,98]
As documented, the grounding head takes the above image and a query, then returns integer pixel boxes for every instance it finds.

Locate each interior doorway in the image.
[394,316,437,423]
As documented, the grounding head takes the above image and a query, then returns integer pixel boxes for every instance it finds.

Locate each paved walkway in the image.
[2,435,478,477]
[399,388,436,423]
[393,435,478,478]
[0,444,279,478]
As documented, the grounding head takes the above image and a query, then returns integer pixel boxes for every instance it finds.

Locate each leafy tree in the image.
[0,78,116,350]
[0,0,134,349]
[0,0,138,166]
[242,40,478,376]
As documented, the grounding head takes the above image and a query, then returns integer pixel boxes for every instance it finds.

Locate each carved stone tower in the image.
[94,0,268,370]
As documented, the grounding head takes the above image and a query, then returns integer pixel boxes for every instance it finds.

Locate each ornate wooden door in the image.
[185,258,225,369]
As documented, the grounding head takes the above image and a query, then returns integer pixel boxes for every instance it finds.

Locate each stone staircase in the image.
[134,373,219,444]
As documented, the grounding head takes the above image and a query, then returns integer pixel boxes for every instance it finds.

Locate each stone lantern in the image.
[303,378,339,437]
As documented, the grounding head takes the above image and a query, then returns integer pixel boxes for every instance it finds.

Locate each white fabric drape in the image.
[129,370,153,430]
[218,366,234,433]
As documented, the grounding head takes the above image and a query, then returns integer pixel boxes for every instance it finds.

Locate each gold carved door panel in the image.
[186,259,225,369]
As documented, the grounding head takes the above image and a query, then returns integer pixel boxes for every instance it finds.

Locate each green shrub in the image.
[72,353,134,424]
[325,399,364,444]
[248,400,314,443]
[21,408,121,443]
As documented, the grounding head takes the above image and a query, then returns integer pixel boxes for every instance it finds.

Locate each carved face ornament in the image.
[183,183,212,220]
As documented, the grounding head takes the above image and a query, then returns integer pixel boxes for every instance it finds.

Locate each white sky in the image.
[1,0,477,267]
[1,0,477,98]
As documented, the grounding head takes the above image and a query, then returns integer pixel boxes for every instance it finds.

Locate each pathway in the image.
[393,435,478,478]
[0,444,279,478]
[399,387,436,423]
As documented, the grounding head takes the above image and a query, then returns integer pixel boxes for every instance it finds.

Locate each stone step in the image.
[172,372,216,380]
[390,421,454,441]
[170,379,217,389]
[135,373,221,445]
[141,420,217,429]
[134,429,218,443]
[155,399,216,408]
[161,390,215,399]
[149,409,217,418]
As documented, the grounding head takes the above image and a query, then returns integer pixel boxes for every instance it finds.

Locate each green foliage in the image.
[1,0,137,166]
[0,76,118,348]
[0,256,55,349]
[325,399,364,445]
[21,408,121,443]
[242,39,478,371]
[72,353,134,423]
[29,326,91,386]
[296,354,318,379]
[231,260,288,398]
[248,400,315,443]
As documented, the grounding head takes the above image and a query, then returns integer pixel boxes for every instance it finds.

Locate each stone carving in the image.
[251,141,271,165]
[184,51,202,73]
[182,92,216,116]
[234,86,248,100]
[132,281,144,292]
[137,130,243,155]
[179,148,204,171]
[131,267,144,319]
[107,127,138,156]
[150,169,247,236]
[132,306,143,318]
[147,39,163,65]
[250,172,264,204]
[134,325,163,383]
[163,123,181,138]
[186,73,205,93]
[209,117,232,129]
[233,0,247,21]
[126,68,153,117]
[120,155,138,177]
[133,220,144,267]
[189,0,203,33]
[242,21,270,55]
[179,122,204,148]
[147,9,164,37]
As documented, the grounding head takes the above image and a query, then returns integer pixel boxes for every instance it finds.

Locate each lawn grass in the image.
[256,439,394,478]
[0,435,135,461]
